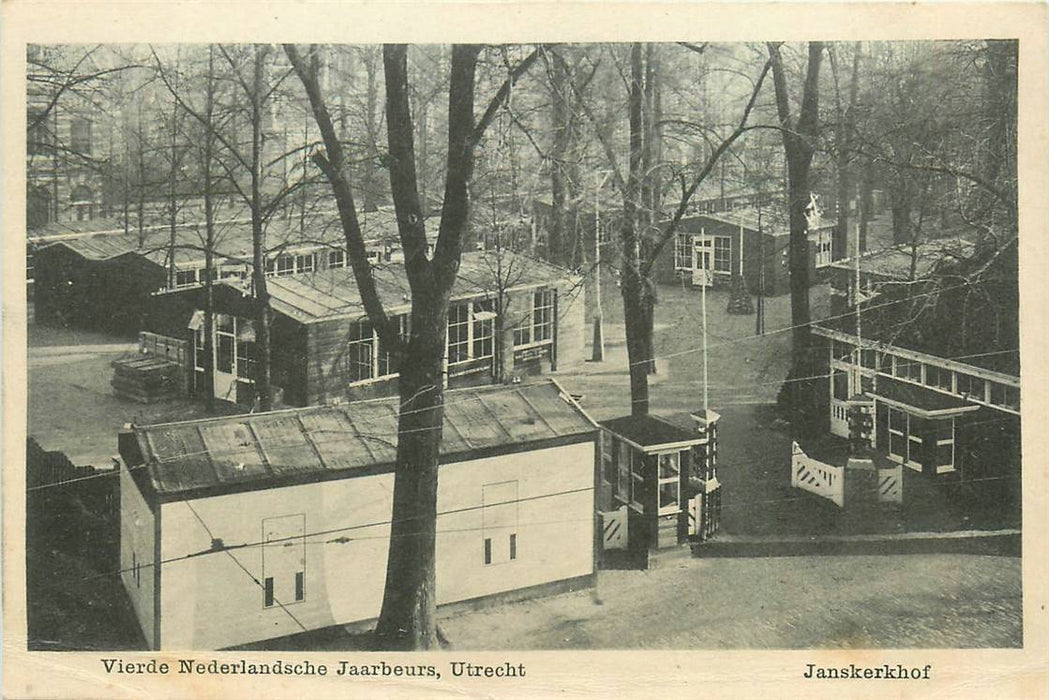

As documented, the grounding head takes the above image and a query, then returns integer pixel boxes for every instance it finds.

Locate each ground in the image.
[437,553,1021,650]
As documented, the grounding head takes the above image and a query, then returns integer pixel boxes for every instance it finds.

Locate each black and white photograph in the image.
[4,2,1047,698]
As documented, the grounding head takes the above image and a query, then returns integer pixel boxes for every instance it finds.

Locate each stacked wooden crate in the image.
[111,355,184,403]
[111,332,189,403]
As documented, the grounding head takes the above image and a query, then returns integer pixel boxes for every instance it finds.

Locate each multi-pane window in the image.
[533,289,555,342]
[346,315,407,383]
[175,269,199,288]
[887,407,922,472]
[295,253,315,273]
[629,449,645,506]
[925,365,953,391]
[472,299,495,361]
[674,233,692,270]
[989,383,1020,411]
[657,452,681,515]
[70,117,92,154]
[266,253,318,277]
[328,248,346,268]
[346,319,375,382]
[713,236,731,273]
[377,315,408,378]
[275,255,295,276]
[513,288,556,347]
[956,374,985,400]
[447,303,470,364]
[894,357,923,383]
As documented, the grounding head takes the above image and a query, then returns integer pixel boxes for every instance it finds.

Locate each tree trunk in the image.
[251,46,273,411]
[768,42,823,421]
[202,47,217,414]
[373,297,447,650]
[621,43,652,416]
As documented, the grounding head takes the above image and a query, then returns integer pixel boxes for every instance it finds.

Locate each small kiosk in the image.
[598,409,721,562]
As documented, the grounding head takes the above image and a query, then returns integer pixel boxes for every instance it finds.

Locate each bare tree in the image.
[286,42,540,649]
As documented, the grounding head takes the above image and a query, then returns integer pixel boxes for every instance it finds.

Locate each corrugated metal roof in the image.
[828,237,976,280]
[129,379,596,499]
[263,250,575,323]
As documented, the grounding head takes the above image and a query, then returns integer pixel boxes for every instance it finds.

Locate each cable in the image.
[183,500,310,634]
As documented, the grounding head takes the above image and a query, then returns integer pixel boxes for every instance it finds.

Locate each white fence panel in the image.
[791,441,845,508]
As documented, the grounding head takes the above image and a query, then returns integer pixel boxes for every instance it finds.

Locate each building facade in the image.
[652,207,838,296]
[118,379,599,650]
[141,251,586,407]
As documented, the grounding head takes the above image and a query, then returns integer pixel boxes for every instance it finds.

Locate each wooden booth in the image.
[598,410,722,562]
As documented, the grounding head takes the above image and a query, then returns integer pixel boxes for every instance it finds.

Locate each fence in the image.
[139,331,188,366]
[791,441,845,507]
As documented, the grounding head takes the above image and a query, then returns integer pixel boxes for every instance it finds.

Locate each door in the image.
[213,313,238,402]
[692,238,713,287]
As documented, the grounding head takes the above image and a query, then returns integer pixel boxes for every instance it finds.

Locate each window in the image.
[925,365,953,392]
[674,233,692,270]
[346,319,375,382]
[887,407,924,472]
[657,452,681,515]
[832,369,850,401]
[472,299,495,361]
[630,450,645,507]
[264,577,274,608]
[482,481,518,566]
[930,419,955,474]
[989,383,1020,411]
[532,289,555,342]
[447,303,470,364]
[175,269,199,288]
[713,236,731,273]
[328,248,346,268]
[861,349,878,370]
[514,288,556,347]
[27,111,53,155]
[833,340,853,361]
[275,255,295,276]
[194,327,206,372]
[295,571,304,602]
[377,315,408,378]
[236,337,256,381]
[957,374,986,400]
[295,253,315,273]
[70,118,92,154]
[71,185,93,221]
[894,357,923,383]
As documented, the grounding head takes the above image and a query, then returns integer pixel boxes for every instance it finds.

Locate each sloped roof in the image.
[694,207,837,236]
[124,379,597,501]
[262,250,575,323]
[600,414,705,451]
[829,237,976,280]
[31,208,439,267]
